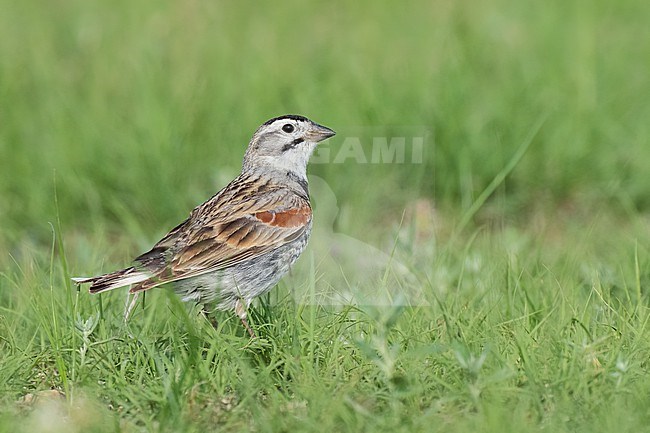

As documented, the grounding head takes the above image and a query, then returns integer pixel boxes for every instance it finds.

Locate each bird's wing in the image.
[130,185,311,292]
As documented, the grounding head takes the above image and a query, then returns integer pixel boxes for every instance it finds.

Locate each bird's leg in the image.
[235,299,256,338]
[201,306,220,330]
[124,290,139,322]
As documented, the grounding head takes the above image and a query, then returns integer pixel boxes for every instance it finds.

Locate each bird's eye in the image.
[282,124,295,133]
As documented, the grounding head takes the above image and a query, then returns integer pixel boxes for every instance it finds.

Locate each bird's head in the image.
[242,115,336,178]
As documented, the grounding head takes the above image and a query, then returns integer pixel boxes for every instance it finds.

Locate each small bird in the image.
[73,115,335,337]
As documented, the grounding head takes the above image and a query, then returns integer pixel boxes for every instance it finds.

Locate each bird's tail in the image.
[72,267,151,294]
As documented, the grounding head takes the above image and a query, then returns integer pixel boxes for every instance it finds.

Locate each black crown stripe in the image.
[263,114,310,126]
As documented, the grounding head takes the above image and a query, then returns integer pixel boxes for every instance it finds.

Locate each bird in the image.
[72,114,336,337]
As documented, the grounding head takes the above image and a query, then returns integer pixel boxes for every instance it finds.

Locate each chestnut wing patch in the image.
[254,206,311,228]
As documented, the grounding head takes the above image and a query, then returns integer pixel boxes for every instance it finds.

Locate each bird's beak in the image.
[309,123,336,143]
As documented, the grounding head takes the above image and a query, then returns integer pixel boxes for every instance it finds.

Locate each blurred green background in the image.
[2,0,648,251]
[2,0,650,431]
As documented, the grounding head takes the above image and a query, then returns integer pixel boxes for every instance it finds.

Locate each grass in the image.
[2,0,650,431]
